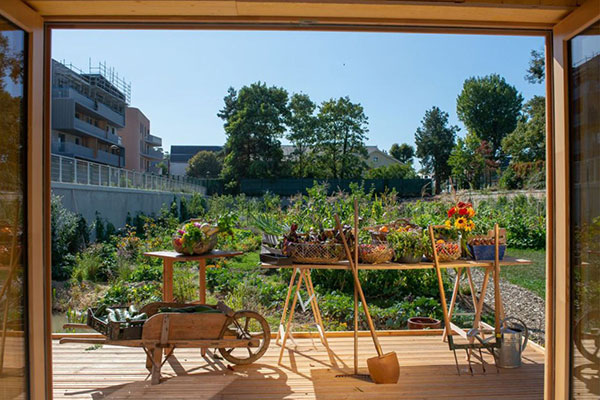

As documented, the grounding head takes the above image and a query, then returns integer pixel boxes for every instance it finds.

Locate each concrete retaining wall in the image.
[52,182,194,228]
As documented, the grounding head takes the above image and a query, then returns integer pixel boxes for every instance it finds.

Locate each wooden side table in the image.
[144,250,243,303]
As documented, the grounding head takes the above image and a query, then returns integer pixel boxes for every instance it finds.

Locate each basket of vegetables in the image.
[425,238,461,262]
[87,305,148,340]
[281,224,350,264]
[358,243,394,264]
[367,219,421,243]
[172,215,236,255]
[387,229,425,264]
[468,235,506,260]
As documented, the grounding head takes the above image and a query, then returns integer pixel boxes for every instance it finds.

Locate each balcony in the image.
[52,334,544,399]
[142,147,163,160]
[145,134,162,147]
[51,140,123,167]
[52,87,125,127]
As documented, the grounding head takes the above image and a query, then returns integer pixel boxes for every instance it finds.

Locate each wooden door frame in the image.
[551,1,600,399]
[2,0,597,398]
[0,1,49,400]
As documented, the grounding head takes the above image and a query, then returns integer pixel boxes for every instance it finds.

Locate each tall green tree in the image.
[389,143,415,164]
[525,49,545,84]
[186,150,223,178]
[316,96,369,179]
[286,93,319,177]
[218,83,289,190]
[502,95,546,162]
[448,132,488,189]
[415,106,458,193]
[456,74,523,159]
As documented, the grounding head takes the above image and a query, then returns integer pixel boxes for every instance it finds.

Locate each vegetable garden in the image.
[51,182,546,332]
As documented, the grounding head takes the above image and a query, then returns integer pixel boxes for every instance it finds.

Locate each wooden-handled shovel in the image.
[334,213,399,384]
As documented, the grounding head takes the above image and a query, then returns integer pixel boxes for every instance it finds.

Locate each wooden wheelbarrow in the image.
[60,301,271,384]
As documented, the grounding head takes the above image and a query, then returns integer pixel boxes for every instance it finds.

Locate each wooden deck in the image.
[52,334,544,399]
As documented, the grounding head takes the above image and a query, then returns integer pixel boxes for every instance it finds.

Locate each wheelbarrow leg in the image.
[151,347,162,385]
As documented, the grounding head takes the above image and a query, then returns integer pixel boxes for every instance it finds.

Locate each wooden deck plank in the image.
[52,335,544,399]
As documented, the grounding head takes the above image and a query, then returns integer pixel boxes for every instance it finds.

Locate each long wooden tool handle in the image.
[353,199,359,374]
[429,226,452,339]
[335,214,384,357]
[493,223,502,337]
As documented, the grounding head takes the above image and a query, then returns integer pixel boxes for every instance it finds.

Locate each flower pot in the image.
[407,317,441,330]
[468,244,506,261]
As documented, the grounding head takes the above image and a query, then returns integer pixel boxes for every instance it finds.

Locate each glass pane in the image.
[568,20,600,399]
[0,17,28,400]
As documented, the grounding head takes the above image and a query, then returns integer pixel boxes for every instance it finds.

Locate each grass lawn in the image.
[503,248,546,298]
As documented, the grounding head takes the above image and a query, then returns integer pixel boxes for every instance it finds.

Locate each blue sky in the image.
[52,30,545,154]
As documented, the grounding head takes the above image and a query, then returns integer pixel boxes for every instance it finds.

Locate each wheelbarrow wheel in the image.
[218,311,271,365]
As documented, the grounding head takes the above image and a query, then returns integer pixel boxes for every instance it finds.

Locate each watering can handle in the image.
[501,316,529,351]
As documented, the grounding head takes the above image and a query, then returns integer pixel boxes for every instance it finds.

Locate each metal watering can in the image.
[468,316,529,369]
[496,317,529,368]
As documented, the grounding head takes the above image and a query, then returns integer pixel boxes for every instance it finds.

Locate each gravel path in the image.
[453,268,546,346]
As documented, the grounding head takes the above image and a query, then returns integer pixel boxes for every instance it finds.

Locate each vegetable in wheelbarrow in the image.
[158,304,222,314]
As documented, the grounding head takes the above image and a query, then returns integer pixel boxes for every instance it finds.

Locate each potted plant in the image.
[444,201,476,258]
[387,229,424,263]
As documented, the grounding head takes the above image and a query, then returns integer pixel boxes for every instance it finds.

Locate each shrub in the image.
[51,195,89,280]
[71,243,117,283]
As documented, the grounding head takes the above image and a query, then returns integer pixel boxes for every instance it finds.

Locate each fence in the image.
[239,178,432,197]
[51,154,205,193]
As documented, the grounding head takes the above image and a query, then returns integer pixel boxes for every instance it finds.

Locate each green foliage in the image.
[389,143,415,164]
[448,132,494,189]
[219,83,290,191]
[286,93,319,177]
[316,96,369,179]
[94,212,116,243]
[525,48,545,84]
[502,95,546,163]
[387,230,426,260]
[499,160,545,190]
[71,243,118,283]
[364,163,417,179]
[129,264,162,282]
[456,74,523,159]
[51,195,90,280]
[414,106,458,193]
[186,150,223,179]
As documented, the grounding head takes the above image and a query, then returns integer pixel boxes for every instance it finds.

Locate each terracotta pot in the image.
[407,317,441,330]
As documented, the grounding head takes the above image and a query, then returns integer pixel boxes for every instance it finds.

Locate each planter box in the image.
[469,244,506,261]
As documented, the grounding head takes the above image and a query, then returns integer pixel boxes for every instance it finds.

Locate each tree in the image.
[316,96,369,179]
[389,143,415,164]
[186,150,223,178]
[448,132,489,189]
[364,163,417,179]
[456,74,523,160]
[218,82,289,190]
[502,95,546,163]
[525,49,545,84]
[414,106,458,193]
[286,93,319,177]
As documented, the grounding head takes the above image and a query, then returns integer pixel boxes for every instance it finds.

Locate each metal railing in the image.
[51,154,205,193]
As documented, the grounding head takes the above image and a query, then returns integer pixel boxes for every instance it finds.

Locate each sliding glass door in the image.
[0,15,28,400]
[568,20,600,399]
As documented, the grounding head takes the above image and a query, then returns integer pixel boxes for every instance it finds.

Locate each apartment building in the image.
[50,59,128,167]
[118,107,164,174]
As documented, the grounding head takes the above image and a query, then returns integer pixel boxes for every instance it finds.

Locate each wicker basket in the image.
[172,234,218,255]
[285,242,344,264]
[358,244,394,264]
[426,240,461,262]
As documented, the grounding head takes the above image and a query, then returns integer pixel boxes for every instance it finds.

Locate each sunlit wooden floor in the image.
[52,335,545,399]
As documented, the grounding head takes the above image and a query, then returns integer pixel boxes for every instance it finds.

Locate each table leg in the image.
[470,267,491,345]
[162,259,174,302]
[276,267,298,345]
[278,269,304,365]
[443,268,463,341]
[354,283,358,375]
[305,270,329,348]
[198,259,207,356]
[198,259,206,304]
